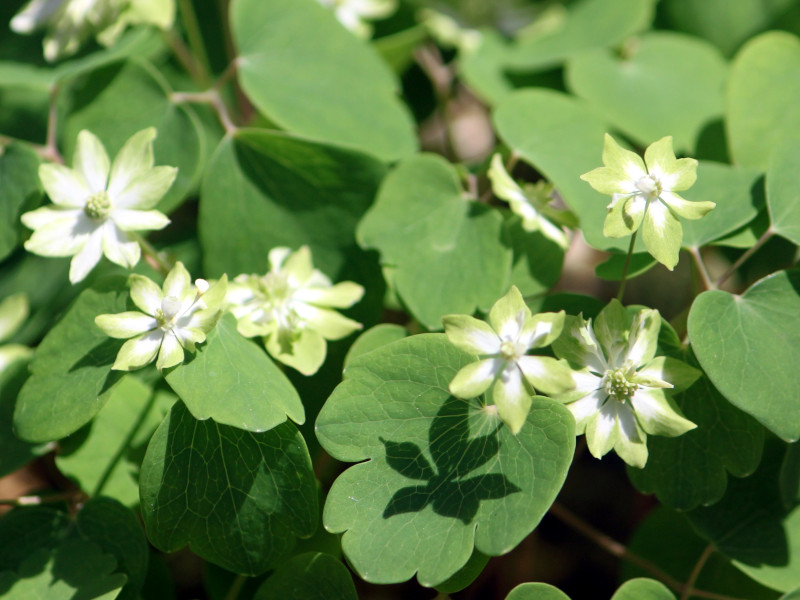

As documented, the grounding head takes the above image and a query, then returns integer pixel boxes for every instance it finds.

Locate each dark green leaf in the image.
[140,401,318,575]
[254,552,357,600]
[0,142,42,261]
[505,216,564,296]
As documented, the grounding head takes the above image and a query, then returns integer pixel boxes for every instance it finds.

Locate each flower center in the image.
[156,295,183,331]
[603,367,638,402]
[499,339,525,361]
[84,191,112,220]
[635,175,661,199]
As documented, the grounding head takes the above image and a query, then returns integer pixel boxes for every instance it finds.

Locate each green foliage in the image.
[253,552,357,600]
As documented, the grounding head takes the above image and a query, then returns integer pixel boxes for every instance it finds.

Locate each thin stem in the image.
[43,84,63,164]
[414,42,456,159]
[617,230,638,302]
[178,0,212,87]
[164,29,204,85]
[172,89,237,134]
[548,503,747,600]
[223,574,248,600]
[689,247,715,291]
[133,233,173,275]
[682,544,715,600]
[715,228,774,288]
[0,491,86,507]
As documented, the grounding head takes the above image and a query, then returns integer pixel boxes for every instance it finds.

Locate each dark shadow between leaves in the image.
[381,397,520,525]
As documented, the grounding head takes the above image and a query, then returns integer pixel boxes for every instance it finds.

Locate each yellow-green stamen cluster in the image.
[84,191,112,220]
[603,367,638,402]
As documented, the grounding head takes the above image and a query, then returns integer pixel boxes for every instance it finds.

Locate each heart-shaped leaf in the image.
[766,137,800,246]
[688,269,800,441]
[357,154,511,330]
[506,582,570,600]
[0,142,41,262]
[316,334,574,587]
[254,553,357,600]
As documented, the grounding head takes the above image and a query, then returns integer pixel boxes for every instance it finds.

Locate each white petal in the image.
[645,200,670,235]
[112,167,178,210]
[129,275,163,315]
[113,330,163,370]
[21,206,82,231]
[293,281,364,308]
[156,331,185,370]
[11,0,61,33]
[448,358,503,399]
[567,389,607,431]
[107,128,157,198]
[69,228,104,282]
[74,130,110,194]
[39,163,90,208]
[162,262,193,305]
[101,222,140,268]
[111,208,170,231]
[24,213,94,257]
[95,312,157,338]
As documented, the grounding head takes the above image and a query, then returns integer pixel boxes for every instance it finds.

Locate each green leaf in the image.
[566,32,726,153]
[628,365,765,510]
[434,550,490,594]
[505,0,655,71]
[505,216,564,297]
[624,507,779,600]
[493,89,633,253]
[727,31,800,169]
[0,507,68,571]
[231,0,416,161]
[55,377,174,507]
[253,552,357,600]
[199,130,386,280]
[316,334,575,586]
[343,323,408,368]
[506,582,570,600]
[611,579,675,600]
[373,25,427,73]
[357,154,511,330]
[595,253,657,281]
[140,401,318,575]
[766,137,800,246]
[62,59,205,213]
[459,31,514,106]
[0,141,42,261]
[681,162,763,248]
[688,269,800,442]
[0,538,126,600]
[14,279,128,443]
[76,498,149,600]
[688,440,800,592]
[165,314,304,431]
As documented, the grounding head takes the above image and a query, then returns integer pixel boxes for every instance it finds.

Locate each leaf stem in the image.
[617,230,638,302]
[548,502,747,600]
[715,227,774,289]
[164,29,205,85]
[0,490,86,507]
[414,42,456,160]
[223,574,247,600]
[688,247,715,291]
[681,544,715,600]
[172,89,238,134]
[178,0,213,87]
[132,233,173,275]
[43,84,63,164]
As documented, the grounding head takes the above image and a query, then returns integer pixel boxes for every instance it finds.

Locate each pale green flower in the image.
[317,0,396,38]
[581,134,714,270]
[225,246,364,375]
[552,299,699,468]
[95,262,227,371]
[488,153,570,248]
[21,128,176,283]
[419,8,481,54]
[0,294,33,376]
[11,0,175,62]
[442,286,574,435]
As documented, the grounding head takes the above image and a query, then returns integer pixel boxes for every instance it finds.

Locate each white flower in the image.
[552,299,699,468]
[95,262,227,371]
[21,128,177,283]
[487,153,570,248]
[0,294,33,376]
[442,286,573,434]
[316,0,396,38]
[225,246,364,375]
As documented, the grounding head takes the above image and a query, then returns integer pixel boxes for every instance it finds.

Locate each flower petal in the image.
[552,315,607,374]
[642,200,683,271]
[449,358,503,399]
[95,311,157,338]
[0,294,28,342]
[129,274,163,315]
[113,166,178,210]
[644,136,698,192]
[69,228,104,282]
[601,133,647,181]
[659,191,715,221]
[442,314,501,355]
[111,208,170,231]
[162,261,193,304]
[113,329,163,370]
[623,307,661,366]
[517,355,574,396]
[488,153,528,204]
[156,331,185,370]
[631,387,696,437]
[11,0,59,33]
[565,388,607,433]
[293,303,362,340]
[613,404,649,468]
[521,310,564,348]
[73,130,110,194]
[23,211,92,257]
[636,356,701,392]
[265,327,327,375]
[488,285,529,341]
[101,222,140,269]
[492,366,531,435]
[580,166,636,196]
[593,299,629,366]
[20,206,80,230]
[585,401,620,459]
[107,128,157,197]
[294,281,364,308]
[39,163,90,208]
[603,193,645,238]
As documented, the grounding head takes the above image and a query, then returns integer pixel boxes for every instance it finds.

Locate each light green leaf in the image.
[343,323,408,369]
[681,162,763,248]
[566,32,726,153]
[506,582,570,600]
[0,142,42,261]
[494,89,633,253]
[358,153,511,330]
[611,579,675,600]
[199,130,386,282]
[316,334,575,586]
[254,553,357,600]
[62,59,204,214]
[688,269,800,441]
[14,279,128,443]
[231,0,416,161]
[688,440,800,592]
[56,377,174,507]
[165,314,303,431]
[727,31,800,169]
[506,0,655,71]
[140,401,318,575]
[459,30,514,105]
[767,137,800,246]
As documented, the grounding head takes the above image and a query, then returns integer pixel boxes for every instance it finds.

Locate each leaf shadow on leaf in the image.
[68,337,124,395]
[381,397,521,525]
